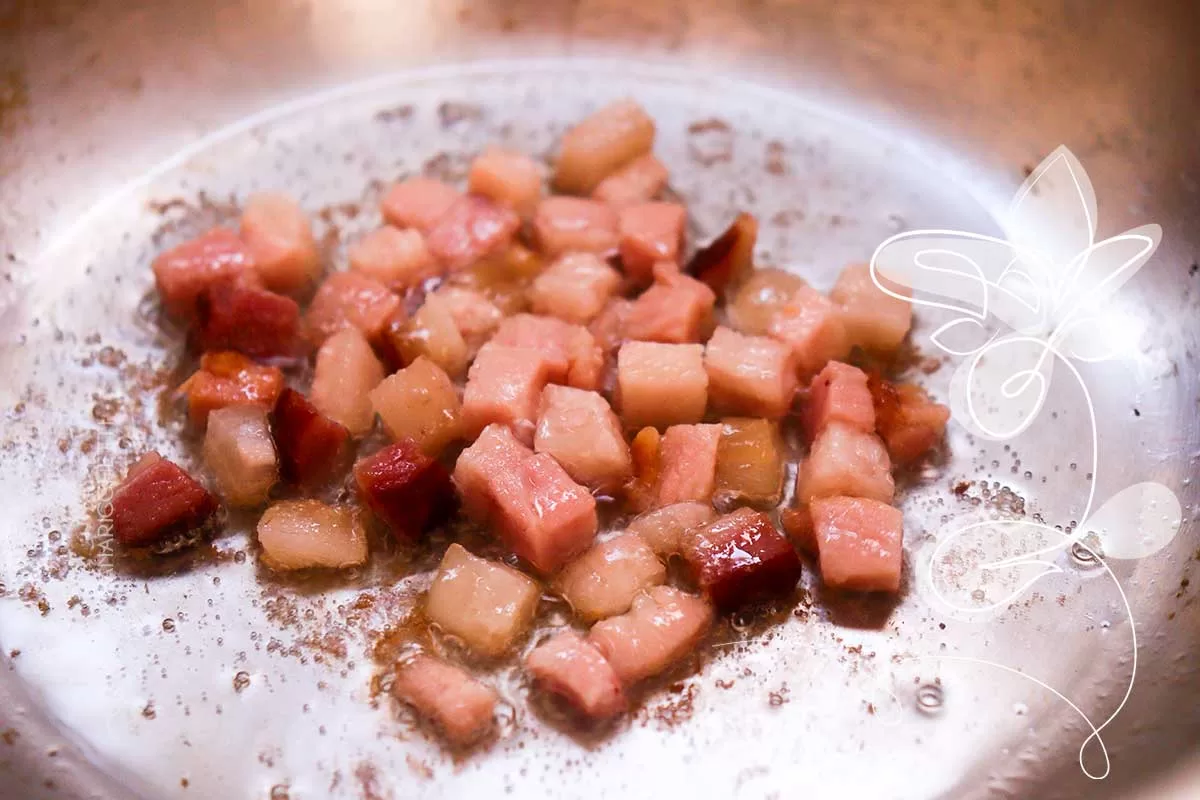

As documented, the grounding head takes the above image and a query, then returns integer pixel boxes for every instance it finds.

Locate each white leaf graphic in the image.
[1081,482,1183,560]
[949,333,1054,441]
[1006,145,1097,283]
[929,316,995,356]
[1054,224,1162,319]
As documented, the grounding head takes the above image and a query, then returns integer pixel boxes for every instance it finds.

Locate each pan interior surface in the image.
[0,61,1182,799]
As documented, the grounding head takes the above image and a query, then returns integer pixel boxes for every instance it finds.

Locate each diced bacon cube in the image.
[687,212,758,296]
[616,342,707,430]
[392,654,498,747]
[425,543,541,657]
[554,99,656,194]
[462,345,553,441]
[868,375,951,465]
[727,267,806,336]
[454,425,598,573]
[110,453,218,547]
[526,631,627,720]
[587,586,712,685]
[714,418,783,509]
[796,422,894,504]
[369,356,463,456]
[655,423,722,506]
[554,533,665,621]
[804,361,875,441]
[311,327,385,437]
[347,226,440,291]
[381,177,461,233]
[830,263,912,352]
[353,439,455,541]
[533,196,619,258]
[625,502,717,556]
[426,194,522,270]
[624,264,717,344]
[388,293,470,378]
[305,272,402,345]
[622,426,662,513]
[272,387,351,485]
[256,500,368,571]
[193,273,301,359]
[780,505,817,554]
[534,385,631,491]
[680,508,801,609]
[589,297,634,354]
[179,351,283,426]
[431,285,503,353]
[704,326,797,419]
[152,227,253,319]
[592,153,668,208]
[202,405,278,507]
[446,243,542,316]
[491,314,604,391]
[529,252,622,324]
[239,193,321,294]
[810,496,904,592]
[768,284,850,375]
[618,202,686,283]
[468,148,544,218]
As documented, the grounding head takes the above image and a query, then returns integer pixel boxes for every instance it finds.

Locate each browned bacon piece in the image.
[179,351,284,426]
[353,439,456,541]
[680,508,802,610]
[271,387,351,486]
[110,452,218,546]
[193,274,301,359]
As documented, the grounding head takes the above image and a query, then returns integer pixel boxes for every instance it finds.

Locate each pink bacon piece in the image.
[617,201,686,284]
[704,325,797,419]
[110,452,218,547]
[526,631,627,720]
[454,424,598,573]
[392,654,498,747]
[623,263,716,344]
[593,153,669,209]
[810,496,904,593]
[803,361,875,441]
[533,196,619,258]
[305,272,402,345]
[239,192,321,294]
[426,194,522,270]
[587,586,713,685]
[381,177,461,233]
[655,423,722,506]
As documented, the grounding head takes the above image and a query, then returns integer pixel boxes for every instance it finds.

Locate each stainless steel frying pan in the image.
[1,1,1197,798]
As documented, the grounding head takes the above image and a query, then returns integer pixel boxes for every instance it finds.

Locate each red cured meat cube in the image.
[587,586,712,685]
[803,361,875,441]
[617,201,686,283]
[194,274,301,359]
[869,375,951,465]
[305,272,402,345]
[392,654,497,747]
[592,153,668,209]
[426,194,522,270]
[655,423,722,506]
[152,227,254,319]
[533,196,619,258]
[239,192,321,294]
[461,344,554,442]
[680,508,802,609]
[454,424,598,573]
[381,177,461,233]
[624,264,716,344]
[110,452,218,546]
[810,496,904,592]
[271,387,351,485]
[179,351,284,426]
[526,631,627,720]
[796,422,894,504]
[704,325,797,419]
[353,439,455,541]
[768,284,850,376]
